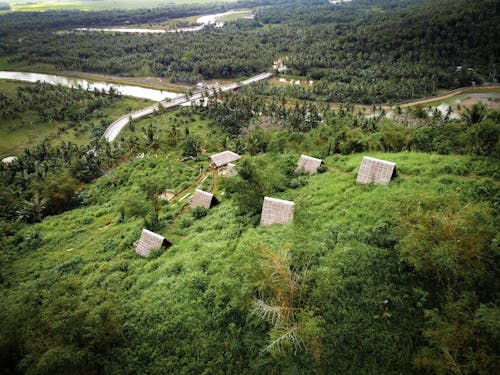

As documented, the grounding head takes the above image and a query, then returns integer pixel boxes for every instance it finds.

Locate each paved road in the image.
[103,72,272,142]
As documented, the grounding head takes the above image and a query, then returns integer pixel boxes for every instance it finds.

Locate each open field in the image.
[6,0,237,12]
[0,57,57,74]
[0,79,152,156]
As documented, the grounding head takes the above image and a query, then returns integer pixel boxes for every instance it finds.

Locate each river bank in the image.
[0,71,182,101]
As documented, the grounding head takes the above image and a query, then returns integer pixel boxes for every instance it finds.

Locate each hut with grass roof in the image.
[2,156,18,164]
[356,156,396,185]
[190,189,216,209]
[220,162,238,177]
[209,150,241,168]
[260,197,295,226]
[135,229,171,258]
[296,154,322,175]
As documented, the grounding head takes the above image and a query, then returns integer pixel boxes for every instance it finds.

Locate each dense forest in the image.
[0,0,498,102]
[0,82,121,122]
[0,0,499,374]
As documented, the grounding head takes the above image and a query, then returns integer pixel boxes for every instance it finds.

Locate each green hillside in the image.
[1,149,499,374]
[0,0,499,373]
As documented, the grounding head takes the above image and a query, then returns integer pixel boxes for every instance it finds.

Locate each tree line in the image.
[0,0,497,102]
[0,82,121,122]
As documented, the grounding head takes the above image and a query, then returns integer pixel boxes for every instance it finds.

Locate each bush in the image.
[192,206,208,219]
[118,194,149,218]
[144,211,161,232]
[289,176,309,189]
[317,164,328,174]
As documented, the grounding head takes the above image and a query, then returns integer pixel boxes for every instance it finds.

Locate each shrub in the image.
[192,206,208,220]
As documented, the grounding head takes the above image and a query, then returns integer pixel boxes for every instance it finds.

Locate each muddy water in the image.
[74,10,251,34]
[0,71,181,101]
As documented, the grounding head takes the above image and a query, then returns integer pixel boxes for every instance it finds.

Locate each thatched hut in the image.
[356,156,396,185]
[260,197,295,226]
[220,162,237,177]
[209,151,241,168]
[296,154,322,175]
[2,156,18,164]
[190,189,216,209]
[135,229,171,258]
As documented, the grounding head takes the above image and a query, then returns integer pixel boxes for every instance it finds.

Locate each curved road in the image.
[399,84,500,108]
[103,72,272,142]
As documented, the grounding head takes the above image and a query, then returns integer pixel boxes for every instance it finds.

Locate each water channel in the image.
[74,10,253,34]
[0,71,181,101]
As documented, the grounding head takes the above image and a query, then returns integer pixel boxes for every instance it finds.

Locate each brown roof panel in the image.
[260,197,295,226]
[356,156,396,185]
[135,229,171,258]
[296,154,322,175]
[190,189,215,209]
[209,151,241,168]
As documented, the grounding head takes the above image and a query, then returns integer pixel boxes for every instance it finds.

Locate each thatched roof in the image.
[260,197,295,226]
[220,162,237,177]
[2,156,18,164]
[190,189,215,209]
[356,156,396,185]
[135,229,171,258]
[296,154,322,175]
[209,150,241,168]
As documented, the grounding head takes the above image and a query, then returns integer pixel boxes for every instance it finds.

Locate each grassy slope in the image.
[1,151,498,373]
[0,79,152,157]
[124,108,224,150]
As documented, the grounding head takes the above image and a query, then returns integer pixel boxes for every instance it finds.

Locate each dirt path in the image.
[209,169,218,193]
[398,84,500,108]
[172,167,206,205]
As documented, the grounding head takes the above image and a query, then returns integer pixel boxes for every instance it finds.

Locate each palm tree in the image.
[141,123,160,151]
[252,245,322,359]
[17,194,47,223]
[461,102,488,125]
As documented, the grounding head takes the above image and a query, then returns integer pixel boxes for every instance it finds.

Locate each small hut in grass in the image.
[210,150,241,168]
[190,189,216,209]
[135,229,171,258]
[2,156,18,164]
[356,156,396,185]
[260,197,295,226]
[220,162,237,177]
[296,154,322,175]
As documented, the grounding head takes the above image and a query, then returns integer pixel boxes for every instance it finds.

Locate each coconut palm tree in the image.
[461,102,488,125]
[17,194,47,223]
[141,123,160,151]
[252,245,322,359]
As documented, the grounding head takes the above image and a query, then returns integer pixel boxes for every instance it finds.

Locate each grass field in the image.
[6,0,237,12]
[0,79,152,157]
[1,149,497,372]
[0,57,57,74]
[121,107,225,152]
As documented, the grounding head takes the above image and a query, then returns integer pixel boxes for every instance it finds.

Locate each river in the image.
[74,10,252,34]
[0,71,181,101]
